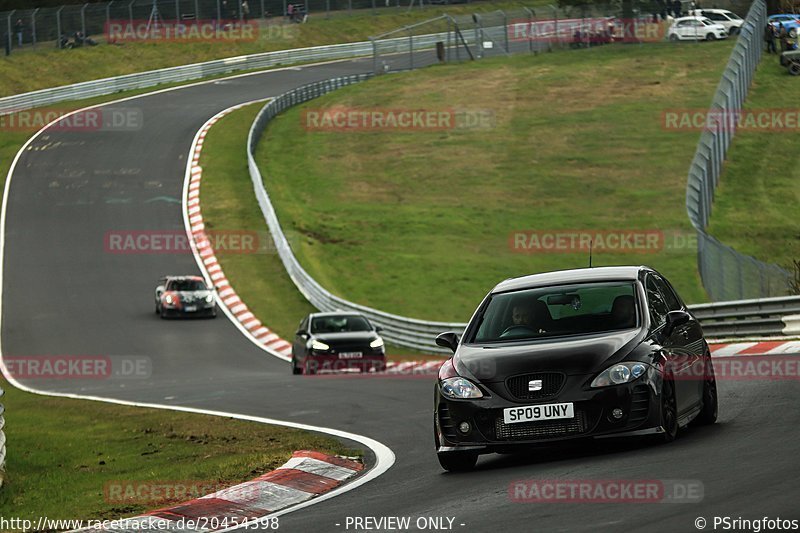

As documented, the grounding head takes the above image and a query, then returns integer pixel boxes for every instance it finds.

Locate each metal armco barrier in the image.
[690,295,800,338]
[0,386,5,489]
[247,79,800,352]
[0,40,375,115]
[685,0,792,301]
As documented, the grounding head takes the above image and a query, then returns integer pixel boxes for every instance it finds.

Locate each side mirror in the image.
[435,332,460,354]
[665,310,691,335]
[295,330,307,338]
[375,326,383,333]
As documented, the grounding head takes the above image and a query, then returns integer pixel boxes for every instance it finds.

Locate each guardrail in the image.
[0,39,376,115]
[246,74,466,353]
[690,295,800,338]
[0,385,5,489]
[685,0,792,301]
[247,77,800,352]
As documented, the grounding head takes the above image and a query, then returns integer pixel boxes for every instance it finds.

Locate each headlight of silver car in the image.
[590,362,649,388]
[205,294,214,303]
[310,340,330,352]
[441,377,484,399]
[369,337,384,349]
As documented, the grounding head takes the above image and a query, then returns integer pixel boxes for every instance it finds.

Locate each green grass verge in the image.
[0,378,359,521]
[253,42,737,322]
[706,58,800,271]
[197,103,434,358]
[0,0,549,97]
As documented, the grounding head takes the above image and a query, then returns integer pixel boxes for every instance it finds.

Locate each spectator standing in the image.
[287,3,294,21]
[765,23,777,54]
[242,0,250,20]
[779,23,788,52]
[14,19,22,47]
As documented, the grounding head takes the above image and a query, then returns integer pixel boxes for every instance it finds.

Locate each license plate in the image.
[503,402,574,424]
[184,306,197,312]
[338,352,363,359]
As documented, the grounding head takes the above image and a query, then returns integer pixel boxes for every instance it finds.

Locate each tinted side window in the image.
[645,276,669,327]
[655,275,683,311]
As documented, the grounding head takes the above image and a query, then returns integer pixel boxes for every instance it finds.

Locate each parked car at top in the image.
[668,16,728,41]
[768,13,800,38]
[688,8,743,34]
[155,275,217,318]
[292,312,387,375]
[433,266,717,472]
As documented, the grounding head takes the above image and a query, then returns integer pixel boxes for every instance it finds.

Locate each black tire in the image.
[155,302,160,314]
[695,359,718,425]
[159,307,167,319]
[669,34,679,42]
[292,356,302,375]
[304,359,316,375]
[789,63,800,76]
[437,451,478,472]
[706,33,716,41]
[658,378,679,443]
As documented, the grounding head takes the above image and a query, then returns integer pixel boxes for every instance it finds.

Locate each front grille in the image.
[495,410,589,440]
[506,372,565,401]
[627,385,650,426]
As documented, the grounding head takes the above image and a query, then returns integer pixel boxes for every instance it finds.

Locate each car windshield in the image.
[311,315,372,334]
[169,279,207,291]
[469,281,638,343]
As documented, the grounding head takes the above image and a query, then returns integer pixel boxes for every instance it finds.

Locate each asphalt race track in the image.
[3,55,800,532]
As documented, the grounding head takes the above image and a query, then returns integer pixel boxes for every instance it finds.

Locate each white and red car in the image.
[155,275,217,319]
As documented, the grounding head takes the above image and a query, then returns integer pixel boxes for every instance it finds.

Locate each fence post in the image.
[176,0,181,20]
[56,6,64,47]
[503,10,509,53]
[128,0,134,25]
[31,8,39,47]
[81,3,88,38]
[551,4,557,51]
[196,0,200,19]
[370,37,377,73]
[217,0,222,21]
[326,0,330,19]
[106,2,113,31]
[408,27,413,69]
[7,11,14,53]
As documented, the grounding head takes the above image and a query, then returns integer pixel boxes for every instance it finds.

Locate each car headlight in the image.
[441,377,483,399]
[591,362,649,388]
[205,294,214,303]
[310,340,330,351]
[165,294,174,305]
[369,337,384,349]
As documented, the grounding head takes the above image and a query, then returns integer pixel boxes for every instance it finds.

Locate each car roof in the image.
[310,311,368,319]
[165,275,205,282]
[676,16,710,21]
[696,8,733,13]
[491,266,653,294]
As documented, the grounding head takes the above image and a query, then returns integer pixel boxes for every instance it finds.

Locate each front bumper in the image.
[435,375,661,454]
[161,303,217,318]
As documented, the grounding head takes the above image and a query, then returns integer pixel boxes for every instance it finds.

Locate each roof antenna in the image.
[588,238,593,268]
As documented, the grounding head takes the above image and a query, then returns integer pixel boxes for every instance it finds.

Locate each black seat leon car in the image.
[433,266,718,472]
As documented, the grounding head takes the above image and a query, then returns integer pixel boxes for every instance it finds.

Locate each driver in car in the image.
[507,301,548,335]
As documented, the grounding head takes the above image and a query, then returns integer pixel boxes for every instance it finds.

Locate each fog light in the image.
[611,408,624,420]
[458,421,471,434]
